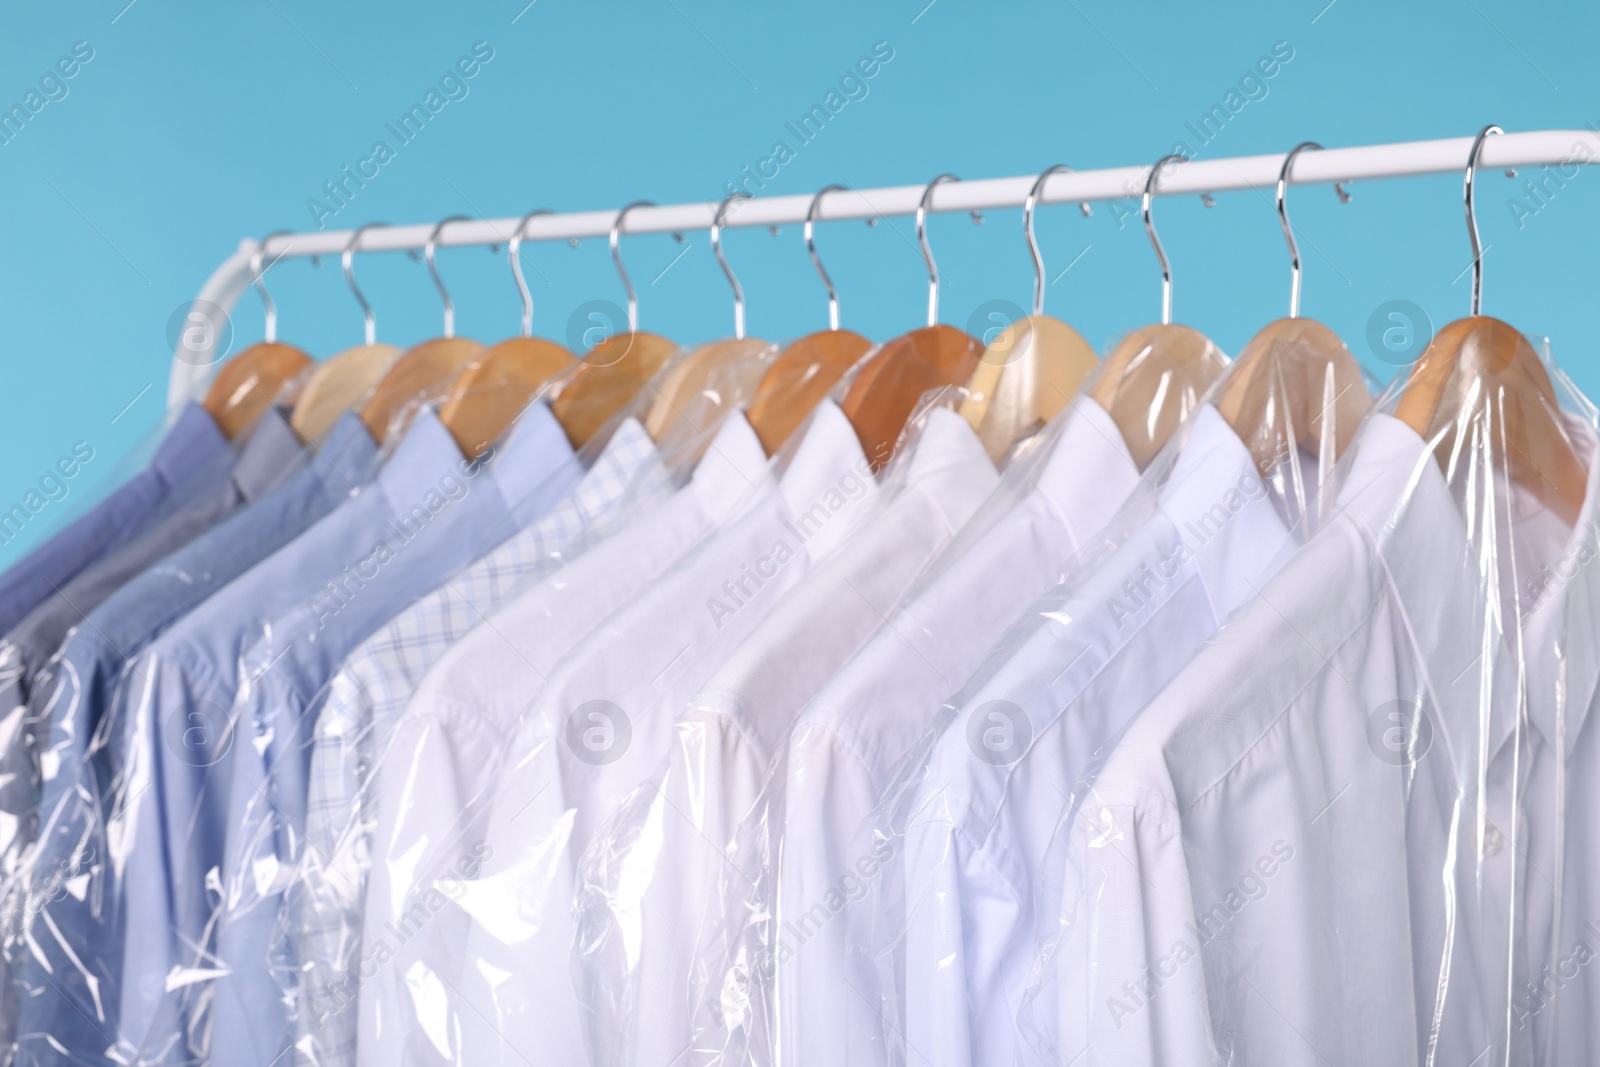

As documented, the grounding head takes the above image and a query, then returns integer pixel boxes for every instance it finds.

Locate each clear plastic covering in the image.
[1009,323,1597,1066]
[9,311,1596,1067]
[623,321,1378,1067]
[0,340,780,1066]
[348,363,894,1066]
[0,371,314,1067]
[570,383,1000,1067]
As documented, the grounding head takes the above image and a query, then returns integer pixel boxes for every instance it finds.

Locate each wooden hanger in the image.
[1215,144,1370,474]
[1398,127,1586,525]
[358,217,484,444]
[549,201,679,447]
[288,224,401,442]
[746,185,873,455]
[1088,155,1228,469]
[1089,324,1226,469]
[292,343,400,442]
[642,194,776,444]
[748,330,870,455]
[438,210,577,458]
[841,176,985,471]
[203,233,312,438]
[959,166,1101,461]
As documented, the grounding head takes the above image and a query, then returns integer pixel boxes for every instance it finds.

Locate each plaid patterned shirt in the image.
[285,418,670,1067]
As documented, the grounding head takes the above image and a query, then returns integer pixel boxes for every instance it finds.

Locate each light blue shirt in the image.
[0,402,229,635]
[111,405,577,1065]
[7,413,378,1066]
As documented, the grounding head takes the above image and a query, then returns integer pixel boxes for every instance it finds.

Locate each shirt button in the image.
[1484,824,1505,857]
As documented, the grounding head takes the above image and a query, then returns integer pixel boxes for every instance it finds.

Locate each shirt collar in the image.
[375,405,469,517]
[230,405,302,502]
[776,398,878,560]
[1037,396,1143,548]
[150,401,229,487]
[1521,416,1600,760]
[1333,413,1510,790]
[1156,403,1294,618]
[686,410,770,522]
[484,399,576,510]
[307,412,378,499]
[564,416,665,518]
[890,407,997,526]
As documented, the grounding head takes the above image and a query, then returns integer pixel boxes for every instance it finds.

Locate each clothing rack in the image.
[168,127,1600,413]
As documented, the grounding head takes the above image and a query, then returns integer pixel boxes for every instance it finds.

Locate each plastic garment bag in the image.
[345,348,806,1067]
[866,330,1374,1067]
[217,344,775,1067]
[585,334,1232,1067]
[1016,335,1597,1067]
[371,360,904,1067]
[571,387,1002,1067]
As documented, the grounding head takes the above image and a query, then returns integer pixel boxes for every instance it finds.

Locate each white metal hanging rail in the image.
[169,128,1600,412]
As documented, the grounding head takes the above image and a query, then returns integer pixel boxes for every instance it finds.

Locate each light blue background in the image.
[2,0,1597,564]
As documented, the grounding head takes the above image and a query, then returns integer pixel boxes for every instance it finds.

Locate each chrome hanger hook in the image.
[250,230,296,344]
[610,200,654,333]
[1024,165,1092,318]
[510,209,554,338]
[425,215,472,339]
[1142,154,1187,326]
[806,183,848,331]
[916,173,960,327]
[1276,142,1349,319]
[342,222,388,346]
[1464,124,1503,316]
[711,192,751,340]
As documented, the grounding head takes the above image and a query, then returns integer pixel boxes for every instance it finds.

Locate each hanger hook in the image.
[424,215,472,339]
[806,183,847,331]
[712,192,751,340]
[250,230,295,344]
[511,209,554,338]
[1024,165,1092,318]
[1142,154,1187,326]
[1275,141,1350,319]
[342,222,387,347]
[1277,142,1321,319]
[1465,124,1503,317]
[610,200,654,333]
[916,173,960,327]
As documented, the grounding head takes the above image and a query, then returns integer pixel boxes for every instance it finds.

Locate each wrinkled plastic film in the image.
[568,383,988,1067]
[386,369,914,1067]
[290,341,777,1067]
[607,334,1243,1067]
[1017,328,1594,1066]
[0,375,317,1066]
[717,324,1377,1067]
[239,342,776,1067]
[0,341,758,1067]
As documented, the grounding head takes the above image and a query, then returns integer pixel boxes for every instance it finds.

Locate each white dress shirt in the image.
[581,407,998,1067]
[716,396,1142,1067]
[1039,412,1539,1067]
[1494,416,1600,1064]
[902,404,1297,1067]
[437,399,880,1067]
[286,415,670,1067]
[352,411,770,1067]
